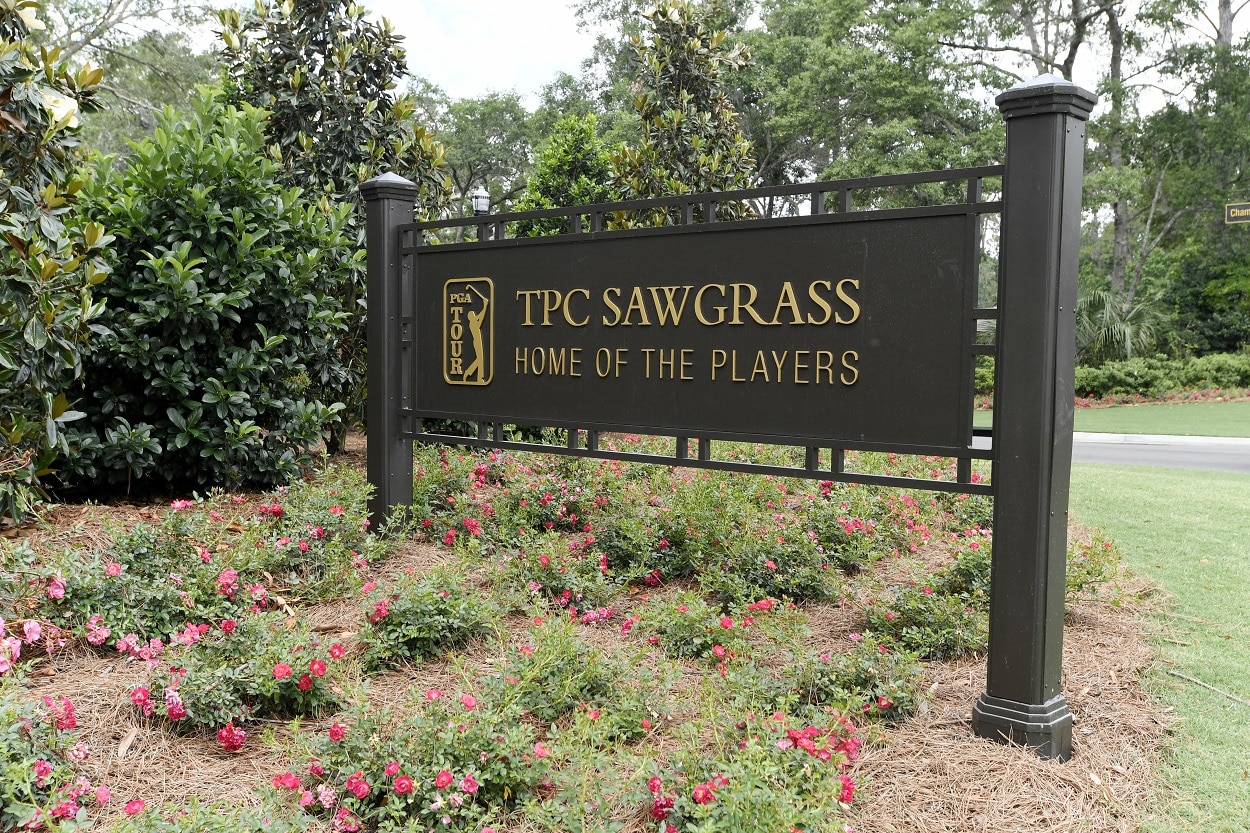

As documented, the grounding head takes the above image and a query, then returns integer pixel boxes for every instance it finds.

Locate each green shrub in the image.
[69,89,354,493]
[110,800,300,833]
[141,611,344,730]
[0,681,96,829]
[483,617,620,722]
[359,570,497,670]
[1073,351,1250,398]
[1,5,109,521]
[793,638,925,721]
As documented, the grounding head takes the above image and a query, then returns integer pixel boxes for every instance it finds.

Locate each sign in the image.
[1226,202,1250,224]
[412,214,973,452]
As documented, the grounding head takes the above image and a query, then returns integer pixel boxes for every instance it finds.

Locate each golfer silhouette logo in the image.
[444,278,493,385]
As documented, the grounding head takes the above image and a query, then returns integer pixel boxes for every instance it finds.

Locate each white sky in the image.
[358,1,596,105]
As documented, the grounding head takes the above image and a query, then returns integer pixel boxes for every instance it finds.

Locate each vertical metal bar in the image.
[477,422,489,441]
[811,191,825,215]
[838,189,851,213]
[676,437,689,461]
[568,429,580,450]
[704,200,716,223]
[591,212,603,233]
[697,439,711,461]
[972,76,1097,763]
[363,173,419,528]
[477,222,488,242]
[493,423,503,443]
[681,201,694,225]
[571,214,582,235]
[957,457,972,484]
[805,447,820,470]
[586,431,599,452]
[831,449,844,474]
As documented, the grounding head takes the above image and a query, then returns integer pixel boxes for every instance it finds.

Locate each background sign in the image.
[1226,202,1250,224]
[413,214,974,451]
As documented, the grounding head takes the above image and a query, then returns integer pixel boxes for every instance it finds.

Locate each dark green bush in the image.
[68,90,355,492]
[1073,352,1250,398]
[1,8,109,521]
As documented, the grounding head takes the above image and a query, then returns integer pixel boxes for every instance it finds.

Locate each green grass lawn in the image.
[974,399,1250,436]
[1070,464,1250,832]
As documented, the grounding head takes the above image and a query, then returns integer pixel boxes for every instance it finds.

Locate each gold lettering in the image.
[563,288,590,327]
[840,350,860,385]
[680,349,693,380]
[546,347,566,375]
[793,350,809,384]
[731,283,775,325]
[711,348,727,380]
[531,347,546,375]
[516,290,541,326]
[695,284,727,325]
[835,279,861,324]
[640,348,655,378]
[658,349,676,378]
[751,350,769,382]
[450,323,463,341]
[450,341,463,358]
[615,348,628,378]
[649,286,693,325]
[450,306,464,323]
[601,287,623,326]
[816,351,835,384]
[513,347,526,375]
[569,348,582,377]
[806,281,832,325]
[451,357,464,375]
[732,350,746,382]
[595,347,612,377]
[541,290,561,326]
[770,282,805,325]
[771,350,787,381]
[622,286,652,326]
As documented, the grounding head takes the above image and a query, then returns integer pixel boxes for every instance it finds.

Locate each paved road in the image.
[1071,432,1250,473]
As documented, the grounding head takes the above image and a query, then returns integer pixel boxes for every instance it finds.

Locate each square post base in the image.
[972,692,1073,761]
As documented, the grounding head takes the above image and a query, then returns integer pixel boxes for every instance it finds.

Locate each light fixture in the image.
[470,186,490,216]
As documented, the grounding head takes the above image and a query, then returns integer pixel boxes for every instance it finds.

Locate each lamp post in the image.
[470,186,490,216]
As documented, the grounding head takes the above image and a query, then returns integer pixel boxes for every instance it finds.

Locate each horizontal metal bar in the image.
[406,166,1006,233]
[404,415,994,460]
[410,434,994,495]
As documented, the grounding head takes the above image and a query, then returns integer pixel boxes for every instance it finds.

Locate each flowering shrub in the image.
[793,637,925,720]
[862,583,988,660]
[108,800,301,833]
[483,616,620,723]
[652,711,861,832]
[286,697,548,832]
[358,569,497,670]
[142,612,343,732]
[491,535,616,613]
[1066,533,1122,597]
[636,592,763,665]
[0,682,106,830]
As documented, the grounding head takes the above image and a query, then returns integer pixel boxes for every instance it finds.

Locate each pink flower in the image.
[384,761,400,777]
[329,643,345,660]
[94,785,110,804]
[647,776,663,794]
[712,644,726,659]
[51,801,79,819]
[23,620,41,643]
[310,658,327,677]
[33,759,52,785]
[221,620,237,634]
[272,772,301,790]
[435,769,453,790]
[299,790,315,807]
[329,505,344,515]
[345,770,370,799]
[533,742,550,759]
[273,663,292,680]
[328,723,347,741]
[839,774,855,803]
[217,722,246,752]
[459,693,477,711]
[425,688,443,700]
[692,783,716,804]
[719,617,734,629]
[124,799,146,816]
[393,775,414,794]
[170,499,194,511]
[47,573,66,600]
[460,774,479,795]
[443,529,457,546]
[297,674,312,691]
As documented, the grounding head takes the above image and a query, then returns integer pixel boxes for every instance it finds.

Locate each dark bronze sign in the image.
[413,215,972,452]
[1226,202,1250,224]
[364,73,1097,764]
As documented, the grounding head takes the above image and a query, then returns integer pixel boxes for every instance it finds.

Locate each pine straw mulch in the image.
[11,480,1173,832]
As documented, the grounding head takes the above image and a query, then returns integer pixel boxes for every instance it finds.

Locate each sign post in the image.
[971,75,1097,761]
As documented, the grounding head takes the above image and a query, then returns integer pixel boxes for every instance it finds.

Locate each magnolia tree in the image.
[0,0,108,521]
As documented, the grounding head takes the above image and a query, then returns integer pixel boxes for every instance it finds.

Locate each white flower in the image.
[17,5,46,31]
[40,91,79,129]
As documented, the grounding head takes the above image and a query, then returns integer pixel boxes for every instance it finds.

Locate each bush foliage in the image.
[1073,351,1250,398]
[68,91,355,492]
[1,4,108,521]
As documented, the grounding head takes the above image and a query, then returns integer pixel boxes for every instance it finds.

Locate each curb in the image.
[1073,432,1250,447]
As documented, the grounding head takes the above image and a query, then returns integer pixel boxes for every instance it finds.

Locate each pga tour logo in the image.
[443,277,493,385]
